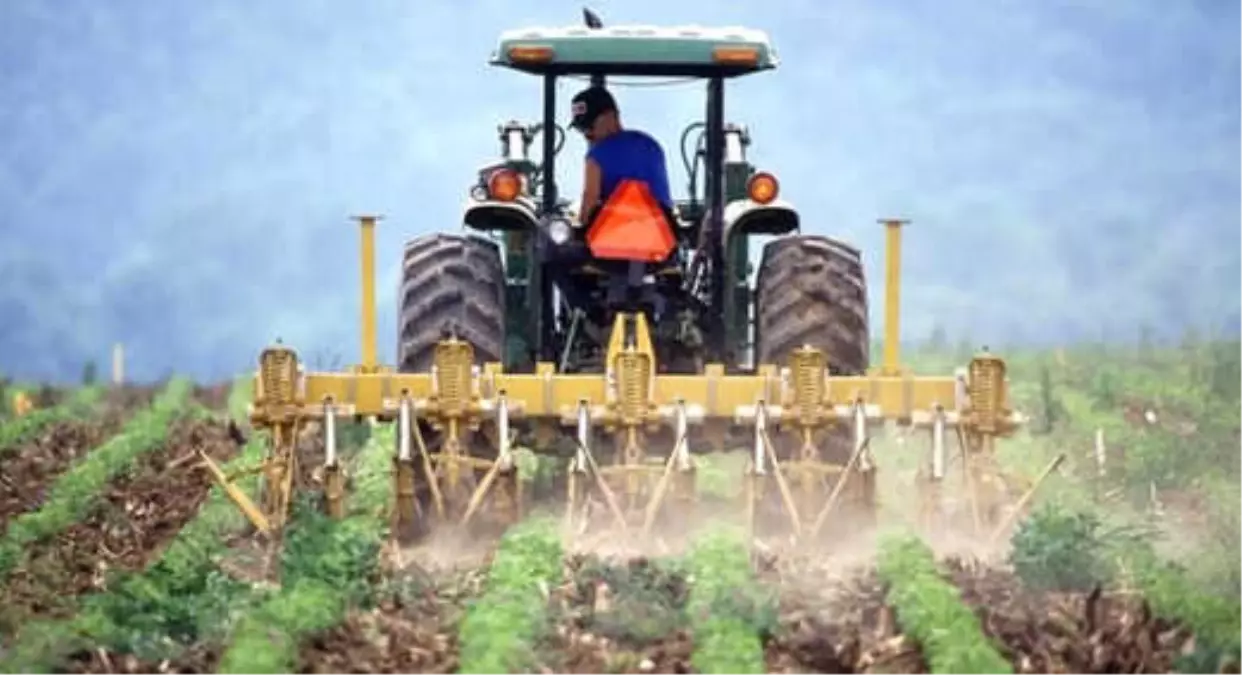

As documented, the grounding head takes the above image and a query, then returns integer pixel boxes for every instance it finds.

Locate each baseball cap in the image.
[569,86,617,130]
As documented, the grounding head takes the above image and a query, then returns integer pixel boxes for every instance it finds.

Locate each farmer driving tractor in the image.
[569,85,674,226]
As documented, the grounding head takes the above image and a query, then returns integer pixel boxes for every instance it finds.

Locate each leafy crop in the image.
[458,516,563,674]
[0,385,103,453]
[1009,503,1148,592]
[571,556,688,644]
[1123,544,1241,672]
[684,525,774,674]
[0,377,262,673]
[877,535,1012,674]
[216,425,395,674]
[0,379,190,583]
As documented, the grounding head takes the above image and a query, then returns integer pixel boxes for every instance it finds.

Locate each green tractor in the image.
[398,10,869,388]
[226,10,1022,547]
[390,9,889,539]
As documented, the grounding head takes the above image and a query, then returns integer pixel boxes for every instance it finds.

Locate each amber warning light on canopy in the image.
[508,44,555,63]
[586,179,676,262]
[712,46,759,65]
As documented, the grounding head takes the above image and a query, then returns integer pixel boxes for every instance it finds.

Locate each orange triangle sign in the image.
[586,179,676,263]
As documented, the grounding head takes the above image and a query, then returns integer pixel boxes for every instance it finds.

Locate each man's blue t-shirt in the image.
[586,129,673,209]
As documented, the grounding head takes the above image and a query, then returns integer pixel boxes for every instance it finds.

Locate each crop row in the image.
[0,379,191,584]
[458,516,564,673]
[682,527,771,674]
[877,535,1011,674]
[1001,384,1240,666]
[217,424,397,673]
[0,385,103,454]
[0,377,256,672]
[1119,543,1241,668]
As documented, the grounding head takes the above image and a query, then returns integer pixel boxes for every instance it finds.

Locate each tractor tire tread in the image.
[397,232,506,372]
[755,234,870,375]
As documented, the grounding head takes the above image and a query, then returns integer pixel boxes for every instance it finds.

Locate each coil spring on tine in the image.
[618,352,651,424]
[792,350,825,425]
[261,348,295,404]
[969,358,1003,432]
[435,343,472,416]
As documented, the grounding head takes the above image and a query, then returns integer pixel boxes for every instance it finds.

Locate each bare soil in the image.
[0,386,159,536]
[0,417,240,635]
[757,549,1214,674]
[32,528,1233,675]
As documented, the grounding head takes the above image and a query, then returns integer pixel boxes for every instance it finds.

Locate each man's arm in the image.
[579,158,601,226]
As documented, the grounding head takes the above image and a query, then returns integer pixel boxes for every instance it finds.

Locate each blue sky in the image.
[0,0,1238,382]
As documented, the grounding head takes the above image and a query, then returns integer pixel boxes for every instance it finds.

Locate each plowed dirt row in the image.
[49,551,1215,674]
[761,553,1204,674]
[0,417,240,636]
[0,386,159,535]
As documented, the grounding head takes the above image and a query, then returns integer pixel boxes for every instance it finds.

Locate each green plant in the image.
[683,526,774,674]
[1009,504,1116,592]
[458,517,563,674]
[0,385,104,454]
[573,556,687,644]
[0,380,190,583]
[216,426,395,674]
[0,378,266,672]
[877,535,1012,674]
[1034,361,1066,434]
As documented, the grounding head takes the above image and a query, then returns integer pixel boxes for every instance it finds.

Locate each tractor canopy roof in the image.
[490,23,778,78]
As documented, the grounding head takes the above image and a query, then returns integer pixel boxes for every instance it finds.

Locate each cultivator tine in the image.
[578,433,630,532]
[918,404,948,531]
[460,393,518,528]
[322,399,345,519]
[640,401,691,537]
[566,401,591,529]
[265,419,299,532]
[409,402,445,519]
[393,394,420,535]
[853,401,873,473]
[756,405,804,536]
[198,450,272,533]
[985,453,1066,548]
[808,435,869,539]
[852,402,877,519]
[743,401,766,540]
[931,405,947,481]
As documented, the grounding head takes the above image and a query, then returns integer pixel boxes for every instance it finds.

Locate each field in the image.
[0,339,1238,674]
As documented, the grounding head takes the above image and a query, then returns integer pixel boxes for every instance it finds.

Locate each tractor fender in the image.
[722,198,799,243]
[462,196,540,233]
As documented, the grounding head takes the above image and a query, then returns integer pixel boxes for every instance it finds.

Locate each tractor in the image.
[206,10,1024,554]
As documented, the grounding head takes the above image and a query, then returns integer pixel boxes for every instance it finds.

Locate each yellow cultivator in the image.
[202,12,1025,554]
[204,216,1022,550]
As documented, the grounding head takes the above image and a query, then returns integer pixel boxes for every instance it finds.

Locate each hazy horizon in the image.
[2,0,1238,383]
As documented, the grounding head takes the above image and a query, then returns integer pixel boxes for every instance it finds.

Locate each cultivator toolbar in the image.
[201,216,1025,551]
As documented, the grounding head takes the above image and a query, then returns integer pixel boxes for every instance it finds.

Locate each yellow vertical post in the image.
[111,343,125,385]
[879,218,909,376]
[352,215,382,371]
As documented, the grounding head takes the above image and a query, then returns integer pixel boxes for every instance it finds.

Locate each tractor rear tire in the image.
[754,234,870,376]
[396,233,509,539]
[753,234,874,539]
[397,233,506,372]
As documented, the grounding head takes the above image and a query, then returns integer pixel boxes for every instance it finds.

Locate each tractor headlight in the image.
[546,217,573,245]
